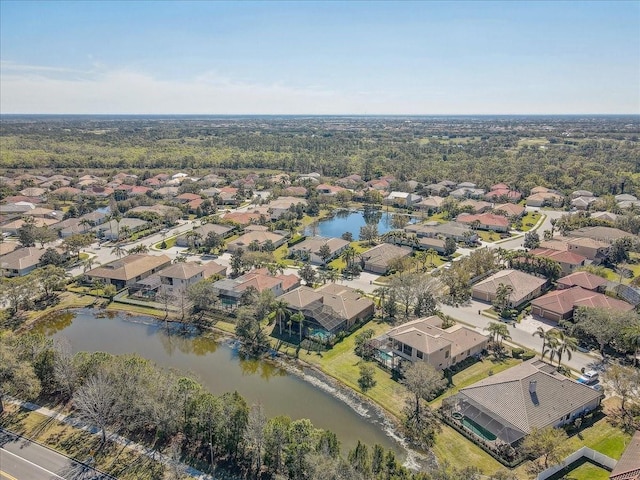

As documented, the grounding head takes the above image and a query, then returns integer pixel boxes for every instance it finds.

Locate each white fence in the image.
[536,446,617,480]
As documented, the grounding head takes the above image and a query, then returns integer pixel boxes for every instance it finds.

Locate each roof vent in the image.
[529,380,537,394]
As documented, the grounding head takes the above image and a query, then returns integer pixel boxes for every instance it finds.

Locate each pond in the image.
[36,309,405,456]
[306,208,417,240]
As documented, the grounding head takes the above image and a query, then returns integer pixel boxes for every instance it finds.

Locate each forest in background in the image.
[1,115,639,196]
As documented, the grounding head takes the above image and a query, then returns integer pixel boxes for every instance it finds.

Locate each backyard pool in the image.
[462,416,497,441]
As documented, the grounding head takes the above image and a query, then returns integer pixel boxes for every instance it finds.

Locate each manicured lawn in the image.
[519,212,542,232]
[154,235,177,249]
[477,231,503,242]
[432,425,504,474]
[432,356,521,407]
[563,461,610,480]
[328,241,369,270]
[278,320,408,417]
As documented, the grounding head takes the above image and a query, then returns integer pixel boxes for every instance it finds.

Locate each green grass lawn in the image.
[328,241,370,270]
[477,231,503,242]
[154,236,177,249]
[562,461,611,480]
[519,212,542,232]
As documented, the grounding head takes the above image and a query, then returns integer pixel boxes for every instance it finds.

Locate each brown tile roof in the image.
[459,359,602,435]
[533,286,634,316]
[361,243,413,267]
[386,316,488,356]
[473,269,546,304]
[494,203,526,217]
[610,430,640,480]
[557,271,608,291]
[0,247,49,271]
[228,231,285,248]
[457,212,510,228]
[159,262,204,280]
[222,211,262,225]
[530,248,586,265]
[87,254,171,281]
[201,261,227,278]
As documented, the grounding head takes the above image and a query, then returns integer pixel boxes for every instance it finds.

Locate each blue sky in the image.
[1,1,638,114]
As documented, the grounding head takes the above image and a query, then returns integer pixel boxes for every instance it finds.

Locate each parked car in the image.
[577,370,599,385]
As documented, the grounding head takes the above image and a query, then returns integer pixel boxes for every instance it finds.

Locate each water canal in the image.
[36,309,407,457]
[306,208,417,240]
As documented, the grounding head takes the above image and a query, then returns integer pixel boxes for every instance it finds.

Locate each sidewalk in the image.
[5,397,217,480]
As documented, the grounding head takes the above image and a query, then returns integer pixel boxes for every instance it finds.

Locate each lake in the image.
[36,309,405,456]
[306,209,416,240]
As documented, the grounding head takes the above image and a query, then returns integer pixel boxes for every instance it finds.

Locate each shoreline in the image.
[27,301,437,470]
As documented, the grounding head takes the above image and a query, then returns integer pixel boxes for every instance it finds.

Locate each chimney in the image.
[529,380,537,394]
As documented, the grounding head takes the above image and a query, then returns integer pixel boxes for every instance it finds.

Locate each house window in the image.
[402,344,413,356]
[445,350,450,358]
[417,350,423,359]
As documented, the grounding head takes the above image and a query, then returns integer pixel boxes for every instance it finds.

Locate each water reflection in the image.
[33,310,77,336]
[40,309,403,455]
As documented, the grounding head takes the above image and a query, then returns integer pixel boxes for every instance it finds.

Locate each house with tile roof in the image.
[610,430,640,480]
[278,283,374,336]
[175,223,236,248]
[227,230,286,253]
[372,316,489,372]
[457,213,510,233]
[472,269,547,308]
[384,191,423,207]
[212,268,300,307]
[415,196,446,212]
[531,286,634,323]
[85,254,172,290]
[493,203,526,218]
[557,271,608,292]
[289,236,350,266]
[526,191,564,208]
[0,247,63,277]
[566,226,633,244]
[529,248,587,276]
[450,359,602,445]
[360,243,413,274]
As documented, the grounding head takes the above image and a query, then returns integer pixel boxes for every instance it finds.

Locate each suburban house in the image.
[459,199,493,214]
[384,191,423,207]
[222,211,263,226]
[277,283,374,337]
[571,196,597,210]
[266,196,308,220]
[484,188,522,203]
[493,203,525,218]
[450,187,486,200]
[531,286,634,323]
[566,226,633,244]
[289,236,349,265]
[457,213,510,233]
[175,223,235,248]
[609,430,640,480]
[526,191,564,208]
[405,221,477,243]
[449,359,603,445]
[472,269,547,308]
[212,268,300,307]
[415,196,445,212]
[360,243,413,274]
[157,261,226,296]
[529,248,587,276]
[226,230,287,252]
[93,218,148,241]
[316,184,346,196]
[540,237,610,261]
[372,316,489,371]
[557,271,608,292]
[85,254,172,290]
[0,247,63,277]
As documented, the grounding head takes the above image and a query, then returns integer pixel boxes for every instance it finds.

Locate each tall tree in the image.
[72,371,121,444]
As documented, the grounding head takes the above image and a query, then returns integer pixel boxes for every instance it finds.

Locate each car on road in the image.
[577,370,599,385]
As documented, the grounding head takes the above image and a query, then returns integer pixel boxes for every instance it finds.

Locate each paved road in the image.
[0,428,110,480]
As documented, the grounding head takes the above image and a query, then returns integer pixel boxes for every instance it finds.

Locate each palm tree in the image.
[271,300,289,336]
[341,246,356,268]
[292,312,305,342]
[533,326,554,361]
[129,243,149,254]
[622,323,640,367]
[553,330,578,368]
[484,321,511,346]
[111,244,127,259]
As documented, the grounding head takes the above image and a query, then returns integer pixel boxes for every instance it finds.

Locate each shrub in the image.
[511,348,525,358]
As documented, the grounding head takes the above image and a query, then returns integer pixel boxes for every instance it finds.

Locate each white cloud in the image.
[0,65,400,114]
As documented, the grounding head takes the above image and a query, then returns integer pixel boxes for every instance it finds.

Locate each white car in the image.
[577,370,599,385]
